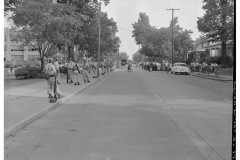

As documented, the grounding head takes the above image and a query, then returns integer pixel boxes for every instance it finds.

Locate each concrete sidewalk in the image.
[191,72,233,81]
[4,69,114,138]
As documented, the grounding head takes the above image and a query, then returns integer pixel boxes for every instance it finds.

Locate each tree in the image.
[132,51,144,63]
[132,12,151,45]
[55,0,113,60]
[132,13,193,62]
[76,11,121,61]
[197,0,234,65]
[119,52,129,60]
[10,0,83,70]
[7,0,121,64]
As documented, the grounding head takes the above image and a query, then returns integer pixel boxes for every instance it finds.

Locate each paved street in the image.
[5,66,233,160]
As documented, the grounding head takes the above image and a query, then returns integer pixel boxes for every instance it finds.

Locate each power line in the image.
[167,0,182,9]
[118,27,132,32]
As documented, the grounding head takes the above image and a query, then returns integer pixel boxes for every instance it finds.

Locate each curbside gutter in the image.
[4,70,114,139]
[191,73,233,82]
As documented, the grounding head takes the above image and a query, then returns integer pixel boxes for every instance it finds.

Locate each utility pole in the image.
[97,1,101,77]
[167,8,179,67]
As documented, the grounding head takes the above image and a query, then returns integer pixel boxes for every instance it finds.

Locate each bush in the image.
[14,64,23,68]
[225,56,233,67]
[15,67,42,79]
[4,62,13,68]
[205,56,221,65]
[15,68,30,79]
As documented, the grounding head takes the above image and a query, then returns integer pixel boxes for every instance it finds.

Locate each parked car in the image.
[171,62,191,75]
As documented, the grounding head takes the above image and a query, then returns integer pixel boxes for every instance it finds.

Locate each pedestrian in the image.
[167,63,171,73]
[43,58,64,99]
[72,61,81,85]
[149,62,153,72]
[85,60,91,74]
[54,58,60,84]
[65,58,75,83]
[8,67,11,75]
[82,60,90,83]
[92,61,97,78]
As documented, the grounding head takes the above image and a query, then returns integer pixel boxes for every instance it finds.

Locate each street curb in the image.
[191,74,233,82]
[4,70,114,139]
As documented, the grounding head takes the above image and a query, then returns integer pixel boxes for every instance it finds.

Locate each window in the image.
[11,45,24,51]
[5,35,7,42]
[11,55,24,61]
[28,46,38,51]
[28,55,40,60]
[4,45,7,51]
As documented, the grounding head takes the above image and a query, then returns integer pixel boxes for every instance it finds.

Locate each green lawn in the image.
[218,68,233,76]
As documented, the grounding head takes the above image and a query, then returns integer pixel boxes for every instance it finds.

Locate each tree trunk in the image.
[40,57,44,72]
[221,41,227,65]
[68,45,74,61]
[221,0,227,65]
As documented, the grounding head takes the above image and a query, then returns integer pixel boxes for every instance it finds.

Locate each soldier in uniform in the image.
[54,58,60,84]
[72,60,81,85]
[92,61,97,78]
[82,60,90,83]
[65,58,75,83]
[43,58,64,98]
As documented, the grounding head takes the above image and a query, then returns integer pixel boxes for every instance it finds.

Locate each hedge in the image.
[4,62,13,68]
[15,67,42,79]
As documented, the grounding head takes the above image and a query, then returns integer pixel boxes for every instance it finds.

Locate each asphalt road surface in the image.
[5,66,233,160]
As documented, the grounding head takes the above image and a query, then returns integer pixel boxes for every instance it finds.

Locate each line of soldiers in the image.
[64,58,99,85]
[99,59,114,75]
[43,57,115,99]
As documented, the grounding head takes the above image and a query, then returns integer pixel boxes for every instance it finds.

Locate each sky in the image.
[101,0,206,59]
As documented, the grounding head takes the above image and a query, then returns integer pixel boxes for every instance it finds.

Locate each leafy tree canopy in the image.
[132,13,193,62]
[197,0,234,42]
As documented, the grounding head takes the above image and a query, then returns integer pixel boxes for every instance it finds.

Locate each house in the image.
[187,38,233,62]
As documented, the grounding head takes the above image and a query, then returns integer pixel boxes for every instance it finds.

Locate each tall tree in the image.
[10,0,83,70]
[77,12,121,60]
[132,12,151,45]
[132,51,144,63]
[197,0,234,65]
[119,52,129,60]
[132,13,193,62]
[55,0,112,59]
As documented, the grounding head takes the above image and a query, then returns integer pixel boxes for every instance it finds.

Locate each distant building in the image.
[187,38,233,62]
[4,27,39,62]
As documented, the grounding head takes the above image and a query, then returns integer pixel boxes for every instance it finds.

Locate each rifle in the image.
[54,75,58,100]
[76,63,80,73]
[66,68,69,83]
[49,75,58,103]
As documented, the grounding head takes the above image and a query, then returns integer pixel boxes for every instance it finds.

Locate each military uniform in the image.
[92,62,97,78]
[43,61,62,98]
[54,59,60,84]
[65,59,75,83]
[72,62,81,85]
[82,62,90,83]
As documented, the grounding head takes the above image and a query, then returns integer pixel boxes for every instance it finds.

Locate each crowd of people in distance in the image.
[43,57,116,100]
[140,61,164,72]
[139,60,219,74]
[190,61,219,74]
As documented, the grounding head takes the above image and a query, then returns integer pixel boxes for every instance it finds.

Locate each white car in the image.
[171,62,191,75]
